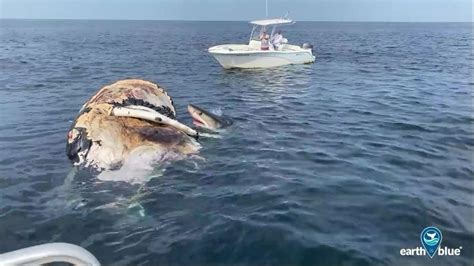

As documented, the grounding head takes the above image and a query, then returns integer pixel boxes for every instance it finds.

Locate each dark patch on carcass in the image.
[136,126,185,145]
[66,127,92,163]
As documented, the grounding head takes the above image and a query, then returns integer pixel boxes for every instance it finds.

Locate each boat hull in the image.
[209,50,316,69]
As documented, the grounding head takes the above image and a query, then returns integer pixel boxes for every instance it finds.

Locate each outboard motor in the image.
[302,43,314,53]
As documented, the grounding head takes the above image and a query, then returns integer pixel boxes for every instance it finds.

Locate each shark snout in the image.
[187,104,209,128]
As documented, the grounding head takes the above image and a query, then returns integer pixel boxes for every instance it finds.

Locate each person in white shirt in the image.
[271,31,284,50]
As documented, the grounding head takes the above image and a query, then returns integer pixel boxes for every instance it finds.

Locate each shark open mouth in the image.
[190,112,208,128]
[192,117,206,127]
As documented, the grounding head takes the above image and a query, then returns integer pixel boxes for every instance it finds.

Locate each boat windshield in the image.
[250,25,280,41]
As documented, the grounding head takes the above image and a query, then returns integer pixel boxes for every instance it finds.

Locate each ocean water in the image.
[0,20,472,265]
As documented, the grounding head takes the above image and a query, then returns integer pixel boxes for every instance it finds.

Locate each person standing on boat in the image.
[271,30,284,50]
[259,31,270,51]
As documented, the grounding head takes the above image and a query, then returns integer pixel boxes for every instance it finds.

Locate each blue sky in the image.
[0,0,472,22]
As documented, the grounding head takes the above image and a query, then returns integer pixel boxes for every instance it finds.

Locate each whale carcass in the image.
[66,79,200,170]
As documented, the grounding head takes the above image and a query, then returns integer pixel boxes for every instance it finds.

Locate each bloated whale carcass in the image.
[66,79,200,170]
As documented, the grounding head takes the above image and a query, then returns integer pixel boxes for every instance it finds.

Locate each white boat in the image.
[208,18,316,69]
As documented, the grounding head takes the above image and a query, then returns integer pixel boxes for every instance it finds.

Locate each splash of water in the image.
[210,106,223,116]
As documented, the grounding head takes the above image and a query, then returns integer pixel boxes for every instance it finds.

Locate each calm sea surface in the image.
[0,20,472,265]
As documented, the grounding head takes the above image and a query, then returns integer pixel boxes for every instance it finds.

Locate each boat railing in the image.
[0,242,100,266]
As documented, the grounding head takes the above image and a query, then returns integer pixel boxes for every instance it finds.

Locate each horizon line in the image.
[0,17,472,23]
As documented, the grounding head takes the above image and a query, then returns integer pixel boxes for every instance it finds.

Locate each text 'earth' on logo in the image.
[420,226,442,258]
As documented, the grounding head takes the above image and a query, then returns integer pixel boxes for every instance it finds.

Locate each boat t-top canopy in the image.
[249,18,294,26]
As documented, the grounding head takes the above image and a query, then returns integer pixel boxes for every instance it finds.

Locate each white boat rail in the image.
[0,243,100,266]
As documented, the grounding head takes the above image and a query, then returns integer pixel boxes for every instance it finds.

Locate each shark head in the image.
[187,104,232,131]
